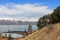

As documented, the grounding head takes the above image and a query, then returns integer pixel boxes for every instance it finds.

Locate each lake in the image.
[0,25,38,38]
[0,25,38,32]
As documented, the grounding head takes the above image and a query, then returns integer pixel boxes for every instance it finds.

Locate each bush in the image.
[8,34,12,40]
[37,6,60,29]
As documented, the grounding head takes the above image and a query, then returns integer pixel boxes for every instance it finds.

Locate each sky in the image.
[0,0,60,21]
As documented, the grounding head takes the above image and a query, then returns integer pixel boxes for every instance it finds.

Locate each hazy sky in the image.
[0,0,60,21]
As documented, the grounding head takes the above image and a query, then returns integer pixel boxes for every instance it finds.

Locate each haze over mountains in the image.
[0,19,37,25]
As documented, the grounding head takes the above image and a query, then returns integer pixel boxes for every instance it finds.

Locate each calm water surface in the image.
[0,25,38,32]
[0,25,38,38]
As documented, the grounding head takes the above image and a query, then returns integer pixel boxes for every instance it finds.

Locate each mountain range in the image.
[0,19,37,25]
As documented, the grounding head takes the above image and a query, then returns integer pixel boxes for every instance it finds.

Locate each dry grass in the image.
[19,23,60,40]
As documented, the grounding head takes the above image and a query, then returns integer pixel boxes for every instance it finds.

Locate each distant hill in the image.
[0,20,37,25]
[19,23,60,40]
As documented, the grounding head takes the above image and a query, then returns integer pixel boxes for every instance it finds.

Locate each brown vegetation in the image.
[19,23,60,40]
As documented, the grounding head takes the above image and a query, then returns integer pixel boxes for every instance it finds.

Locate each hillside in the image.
[19,23,60,40]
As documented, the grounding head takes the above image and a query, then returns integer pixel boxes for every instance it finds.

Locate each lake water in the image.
[0,25,38,38]
[0,25,38,32]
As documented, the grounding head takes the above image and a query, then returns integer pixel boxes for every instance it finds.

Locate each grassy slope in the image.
[19,23,60,40]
